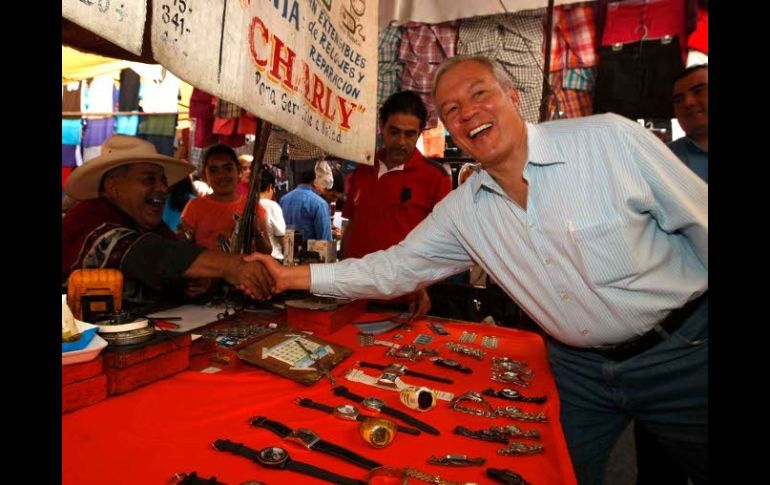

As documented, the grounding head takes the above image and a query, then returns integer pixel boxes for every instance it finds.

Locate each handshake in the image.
[230,253,311,300]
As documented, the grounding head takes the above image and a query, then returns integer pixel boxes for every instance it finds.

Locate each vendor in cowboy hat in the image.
[62,135,273,305]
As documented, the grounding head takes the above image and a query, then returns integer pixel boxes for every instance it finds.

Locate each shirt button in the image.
[560,293,571,301]
[528,222,534,228]
[580,328,589,336]
[544,258,553,265]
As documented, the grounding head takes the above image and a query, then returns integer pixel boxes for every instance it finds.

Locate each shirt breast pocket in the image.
[572,221,639,287]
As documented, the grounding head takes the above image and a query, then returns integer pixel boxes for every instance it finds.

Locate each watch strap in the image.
[312,439,381,470]
[434,359,473,374]
[249,416,292,438]
[286,460,367,485]
[334,386,439,436]
[393,422,421,436]
[296,397,336,414]
[359,361,454,384]
[212,438,263,463]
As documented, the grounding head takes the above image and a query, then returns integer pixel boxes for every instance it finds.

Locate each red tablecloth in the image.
[62,316,576,485]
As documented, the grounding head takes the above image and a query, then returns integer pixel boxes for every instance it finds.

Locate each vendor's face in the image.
[380,113,421,167]
[673,68,708,140]
[204,154,240,196]
[436,60,523,171]
[107,163,168,231]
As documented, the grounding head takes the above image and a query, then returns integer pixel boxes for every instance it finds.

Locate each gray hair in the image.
[432,55,515,105]
[98,165,131,196]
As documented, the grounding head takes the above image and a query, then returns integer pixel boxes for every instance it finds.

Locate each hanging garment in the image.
[62,144,78,167]
[115,115,140,136]
[601,0,689,61]
[138,134,176,156]
[139,114,178,137]
[140,70,181,113]
[118,69,141,111]
[688,4,707,55]
[457,10,545,123]
[62,82,82,119]
[84,74,116,114]
[378,24,404,109]
[593,36,684,120]
[62,119,82,145]
[549,3,598,73]
[399,21,459,129]
[82,117,114,148]
[189,88,216,148]
[546,71,594,119]
[213,98,241,119]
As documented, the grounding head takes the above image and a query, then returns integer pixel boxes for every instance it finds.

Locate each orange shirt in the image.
[180,194,246,250]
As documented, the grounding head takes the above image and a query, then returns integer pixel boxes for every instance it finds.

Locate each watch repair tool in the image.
[332,386,441,436]
[399,386,438,412]
[427,455,486,467]
[295,398,421,436]
[249,416,381,470]
[358,361,454,385]
[212,440,366,485]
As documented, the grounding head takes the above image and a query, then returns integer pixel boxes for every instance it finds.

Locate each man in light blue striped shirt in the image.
[247,56,707,485]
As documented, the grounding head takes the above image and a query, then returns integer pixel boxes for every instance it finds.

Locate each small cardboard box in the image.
[286,298,366,335]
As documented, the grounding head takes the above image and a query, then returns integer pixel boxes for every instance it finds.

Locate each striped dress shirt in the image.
[311,114,707,347]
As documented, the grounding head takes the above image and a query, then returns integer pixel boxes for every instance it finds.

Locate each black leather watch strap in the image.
[434,358,473,374]
[213,439,262,462]
[296,397,336,414]
[249,415,381,470]
[250,416,292,437]
[312,439,381,470]
[333,386,440,436]
[298,397,422,436]
[287,460,367,485]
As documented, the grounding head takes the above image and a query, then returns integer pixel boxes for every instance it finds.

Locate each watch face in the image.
[361,397,385,412]
[257,446,288,466]
[370,425,393,446]
[334,404,360,420]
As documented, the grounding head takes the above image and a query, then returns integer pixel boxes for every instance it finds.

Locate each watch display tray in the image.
[236,329,352,386]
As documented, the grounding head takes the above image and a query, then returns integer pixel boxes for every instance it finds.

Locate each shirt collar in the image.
[469,122,567,201]
[375,148,424,178]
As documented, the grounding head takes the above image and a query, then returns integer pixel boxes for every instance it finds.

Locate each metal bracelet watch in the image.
[449,392,547,422]
[212,440,366,485]
[431,357,473,374]
[399,386,438,412]
[249,416,381,470]
[482,387,547,404]
[427,454,486,466]
[358,361,454,384]
[332,386,441,435]
[486,467,532,485]
[294,397,421,435]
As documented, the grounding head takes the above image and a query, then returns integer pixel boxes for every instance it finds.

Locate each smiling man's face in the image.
[104,163,168,230]
[435,60,524,171]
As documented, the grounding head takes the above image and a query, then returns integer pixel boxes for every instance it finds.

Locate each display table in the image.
[62,313,576,485]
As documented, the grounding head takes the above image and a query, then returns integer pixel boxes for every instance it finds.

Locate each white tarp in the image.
[62,0,147,56]
[151,0,378,165]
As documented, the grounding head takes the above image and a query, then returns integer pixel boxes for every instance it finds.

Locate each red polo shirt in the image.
[342,148,451,259]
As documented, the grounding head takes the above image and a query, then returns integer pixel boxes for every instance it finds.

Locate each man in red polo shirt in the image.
[341,90,452,316]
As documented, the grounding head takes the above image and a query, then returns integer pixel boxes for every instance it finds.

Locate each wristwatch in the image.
[332,386,441,436]
[294,397,421,435]
[212,439,366,485]
[249,416,381,470]
[358,361,454,384]
[431,358,473,374]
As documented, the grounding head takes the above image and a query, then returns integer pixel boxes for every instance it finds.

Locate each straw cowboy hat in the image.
[64,135,194,200]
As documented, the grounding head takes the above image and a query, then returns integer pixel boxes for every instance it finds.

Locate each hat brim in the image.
[64,153,194,201]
